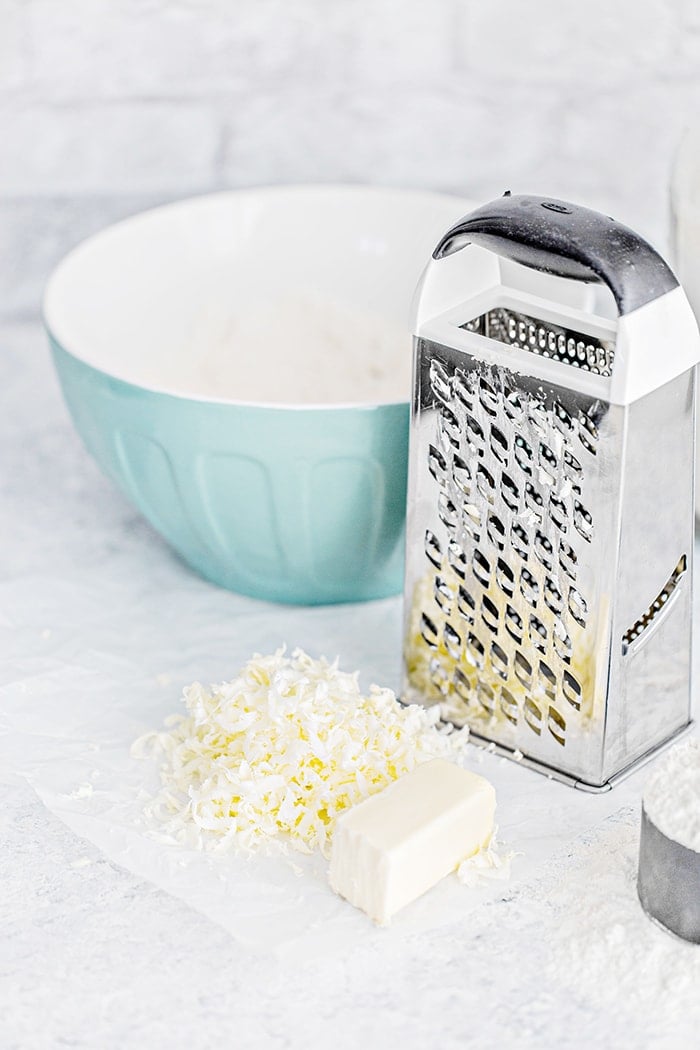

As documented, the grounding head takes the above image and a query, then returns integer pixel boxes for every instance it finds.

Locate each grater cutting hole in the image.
[515,651,533,687]
[438,492,459,530]
[487,512,506,551]
[425,530,442,569]
[558,540,577,579]
[462,505,480,540]
[452,453,472,494]
[466,632,485,669]
[465,499,482,533]
[461,510,480,543]
[448,541,467,579]
[579,409,599,438]
[549,494,569,532]
[540,441,558,468]
[501,473,520,511]
[544,577,564,615]
[490,425,509,464]
[578,430,596,455]
[568,587,588,627]
[479,376,499,416]
[454,666,472,702]
[525,482,544,522]
[429,658,449,693]
[457,585,476,623]
[553,620,573,662]
[440,406,462,448]
[520,568,539,606]
[420,612,439,649]
[514,436,534,475]
[505,604,524,644]
[473,549,491,586]
[562,670,582,710]
[430,359,451,404]
[524,698,543,735]
[496,558,516,597]
[534,531,554,570]
[528,400,548,437]
[451,372,473,411]
[573,500,594,542]
[465,413,485,450]
[500,687,519,725]
[476,464,496,503]
[564,449,582,480]
[622,555,687,654]
[477,681,496,713]
[481,594,499,633]
[444,622,462,659]
[504,389,525,423]
[539,660,557,699]
[434,575,454,613]
[511,523,530,560]
[459,307,615,377]
[553,401,574,433]
[547,706,566,745]
[529,614,547,652]
[428,444,448,484]
[491,641,509,680]
[577,410,599,455]
[539,442,558,481]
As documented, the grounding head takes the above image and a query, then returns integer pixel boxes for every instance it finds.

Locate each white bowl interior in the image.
[44,186,474,406]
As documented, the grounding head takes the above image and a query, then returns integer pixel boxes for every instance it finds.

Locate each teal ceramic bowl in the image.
[44,186,469,604]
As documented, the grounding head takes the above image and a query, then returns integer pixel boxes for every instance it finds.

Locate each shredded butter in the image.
[133,648,468,857]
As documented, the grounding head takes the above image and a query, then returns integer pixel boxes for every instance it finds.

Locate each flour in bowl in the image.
[179,294,411,404]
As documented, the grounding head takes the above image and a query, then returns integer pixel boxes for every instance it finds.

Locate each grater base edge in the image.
[465,720,694,792]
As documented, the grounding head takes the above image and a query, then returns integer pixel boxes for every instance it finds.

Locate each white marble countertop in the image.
[2,323,699,1050]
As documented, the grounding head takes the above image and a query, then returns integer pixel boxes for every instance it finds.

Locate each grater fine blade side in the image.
[460,307,615,377]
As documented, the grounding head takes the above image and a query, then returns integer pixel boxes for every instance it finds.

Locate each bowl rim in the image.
[43,183,473,412]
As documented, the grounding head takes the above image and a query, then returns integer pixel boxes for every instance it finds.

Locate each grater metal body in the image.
[403,195,699,789]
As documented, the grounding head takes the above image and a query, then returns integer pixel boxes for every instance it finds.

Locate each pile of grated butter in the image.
[133,648,468,857]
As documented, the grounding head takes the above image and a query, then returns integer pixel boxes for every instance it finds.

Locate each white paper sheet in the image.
[1,582,658,960]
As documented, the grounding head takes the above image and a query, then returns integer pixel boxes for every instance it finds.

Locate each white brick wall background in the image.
[2,0,700,321]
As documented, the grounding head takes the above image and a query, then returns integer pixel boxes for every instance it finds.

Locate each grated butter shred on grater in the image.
[403,194,700,790]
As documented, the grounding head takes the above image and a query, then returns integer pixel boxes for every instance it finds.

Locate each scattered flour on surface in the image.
[544,810,700,1040]
[643,738,700,852]
[61,783,94,801]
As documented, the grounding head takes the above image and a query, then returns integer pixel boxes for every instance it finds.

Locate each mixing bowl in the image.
[44,185,470,604]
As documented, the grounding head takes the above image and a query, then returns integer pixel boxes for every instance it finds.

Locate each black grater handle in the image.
[433,194,678,315]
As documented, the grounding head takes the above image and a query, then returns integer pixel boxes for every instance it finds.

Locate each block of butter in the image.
[329,758,496,924]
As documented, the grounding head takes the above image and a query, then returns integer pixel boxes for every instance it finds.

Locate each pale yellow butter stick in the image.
[328,758,496,925]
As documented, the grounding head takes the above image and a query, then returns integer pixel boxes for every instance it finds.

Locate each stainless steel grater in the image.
[403,194,700,790]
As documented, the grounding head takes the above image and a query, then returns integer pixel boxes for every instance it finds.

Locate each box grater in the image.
[403,194,700,790]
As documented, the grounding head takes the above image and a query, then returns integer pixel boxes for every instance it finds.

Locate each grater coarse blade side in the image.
[403,336,615,785]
